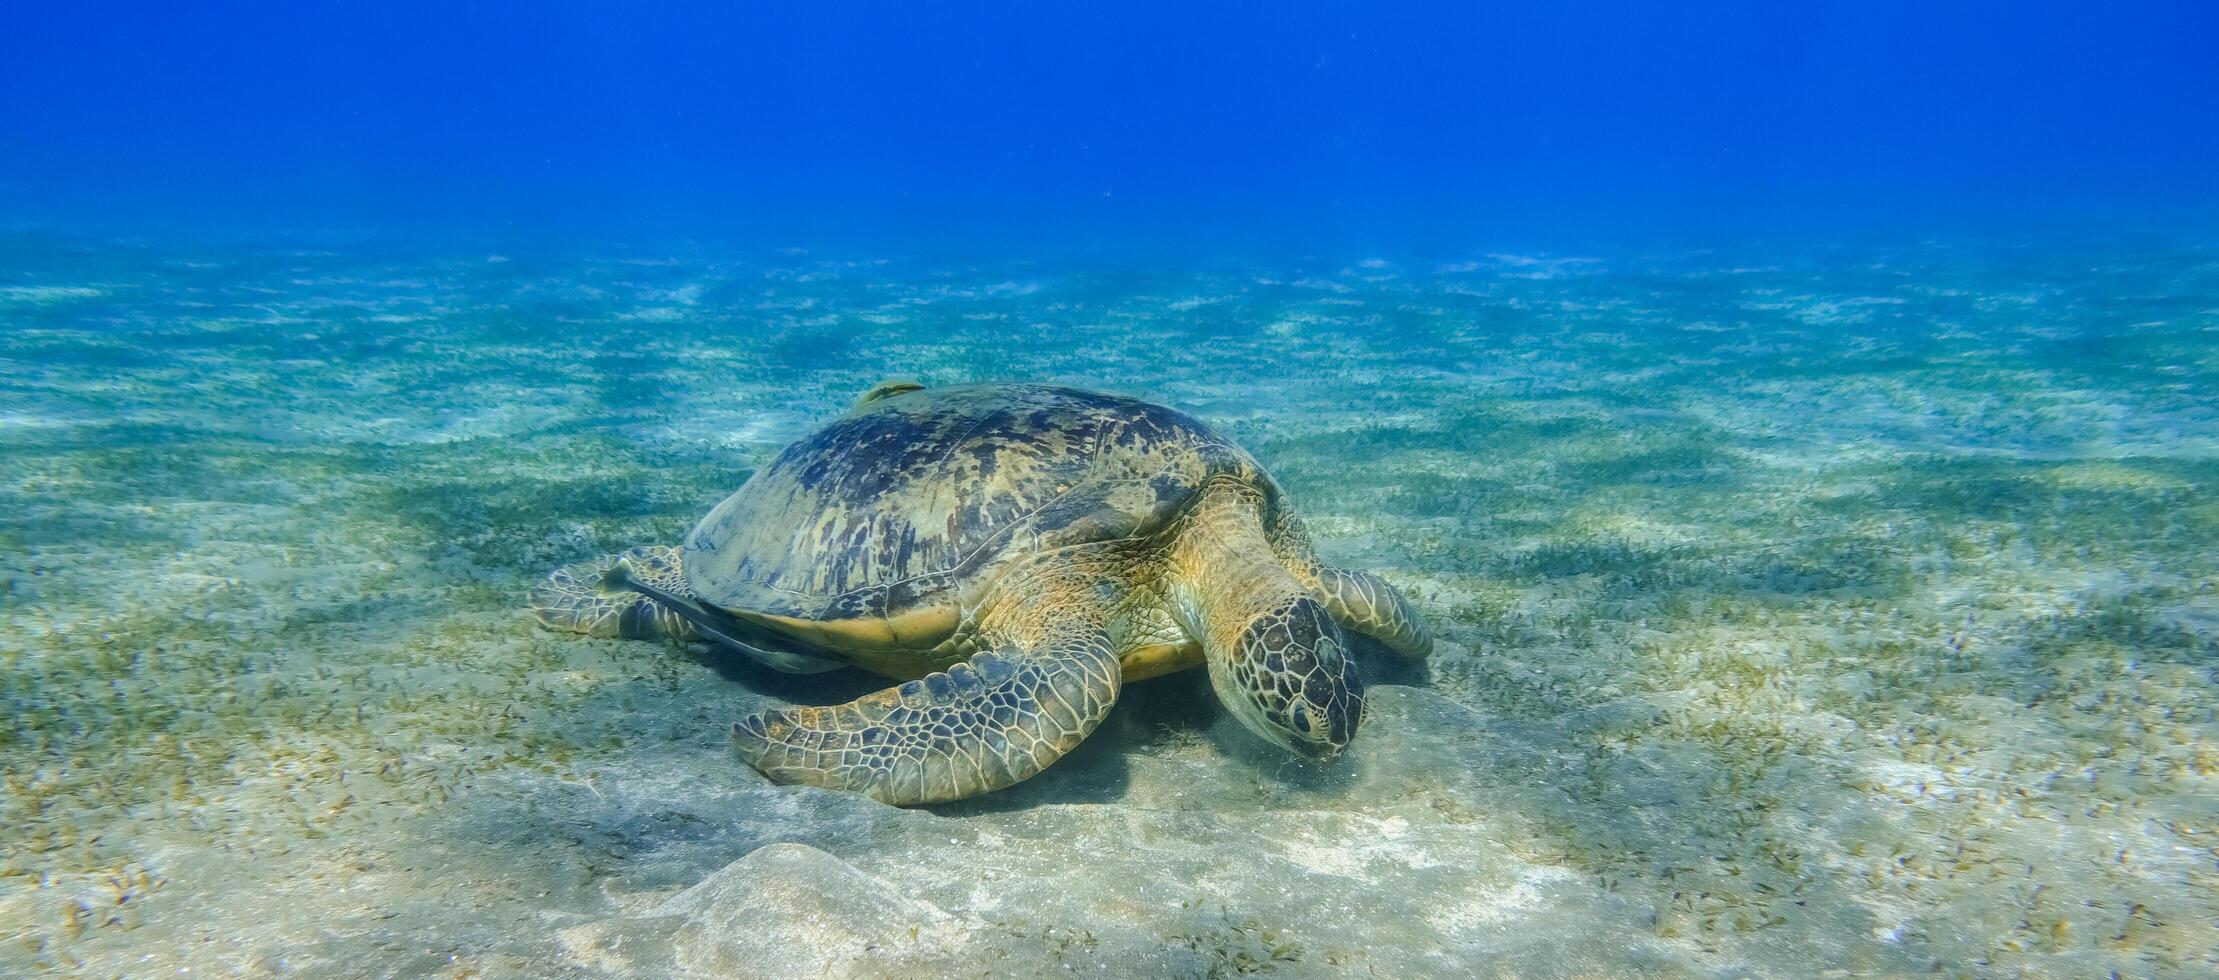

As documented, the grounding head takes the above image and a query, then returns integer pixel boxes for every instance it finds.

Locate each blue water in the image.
[7,2,2216,246]
[4,4,2217,977]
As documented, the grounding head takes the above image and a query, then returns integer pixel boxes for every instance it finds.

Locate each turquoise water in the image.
[3,228,2214,975]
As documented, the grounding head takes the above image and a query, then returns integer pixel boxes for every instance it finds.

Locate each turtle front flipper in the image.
[1265,511,1433,659]
[530,546,698,642]
[732,581,1122,805]
[1311,567,1433,660]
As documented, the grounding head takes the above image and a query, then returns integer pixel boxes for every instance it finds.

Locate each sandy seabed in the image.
[2,230,2215,977]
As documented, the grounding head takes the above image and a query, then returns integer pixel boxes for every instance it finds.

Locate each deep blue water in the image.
[6,1,2215,248]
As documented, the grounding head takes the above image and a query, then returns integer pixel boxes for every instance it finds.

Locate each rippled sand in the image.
[3,230,2214,976]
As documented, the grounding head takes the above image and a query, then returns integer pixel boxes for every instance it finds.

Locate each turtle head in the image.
[1208,595,1364,760]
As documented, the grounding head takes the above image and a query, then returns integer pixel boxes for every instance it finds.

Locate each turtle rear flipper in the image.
[530,546,697,641]
[531,546,844,674]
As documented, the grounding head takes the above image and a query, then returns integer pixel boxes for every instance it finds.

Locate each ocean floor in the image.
[2,229,2215,977]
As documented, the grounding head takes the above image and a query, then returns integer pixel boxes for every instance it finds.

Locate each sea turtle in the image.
[529,381,1431,804]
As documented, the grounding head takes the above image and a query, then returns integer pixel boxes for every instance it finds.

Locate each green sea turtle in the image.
[529,381,1431,805]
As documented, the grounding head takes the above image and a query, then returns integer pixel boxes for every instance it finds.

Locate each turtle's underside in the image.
[531,382,1431,804]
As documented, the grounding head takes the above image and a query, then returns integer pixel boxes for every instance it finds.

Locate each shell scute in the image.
[682,384,1258,630]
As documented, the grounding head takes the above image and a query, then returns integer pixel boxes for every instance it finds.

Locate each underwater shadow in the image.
[921,722,1135,817]
[684,642,887,704]
[923,671,1242,817]
[1352,634,1431,689]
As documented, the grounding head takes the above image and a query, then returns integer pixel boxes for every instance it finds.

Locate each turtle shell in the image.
[681,384,1260,640]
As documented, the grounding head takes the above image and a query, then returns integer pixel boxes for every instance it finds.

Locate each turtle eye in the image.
[1290,704,1311,734]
